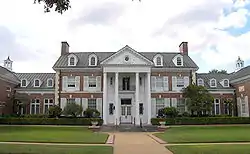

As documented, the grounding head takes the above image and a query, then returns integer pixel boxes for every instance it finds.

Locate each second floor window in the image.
[177,77,184,87]
[88,99,97,109]
[89,77,97,87]
[67,77,76,87]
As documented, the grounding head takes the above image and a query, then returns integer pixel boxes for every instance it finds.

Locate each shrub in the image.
[49,105,62,118]
[63,103,83,117]
[151,117,250,125]
[20,114,49,118]
[163,107,178,118]
[0,117,103,126]
[83,108,100,118]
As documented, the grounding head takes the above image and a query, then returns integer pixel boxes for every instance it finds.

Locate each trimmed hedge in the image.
[151,117,250,125]
[0,117,103,126]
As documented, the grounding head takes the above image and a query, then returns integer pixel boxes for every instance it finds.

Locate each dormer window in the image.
[21,79,27,87]
[47,79,53,87]
[68,54,78,66]
[34,79,40,87]
[177,57,182,66]
[89,54,97,66]
[197,78,204,86]
[223,79,229,87]
[210,79,216,87]
[154,54,163,66]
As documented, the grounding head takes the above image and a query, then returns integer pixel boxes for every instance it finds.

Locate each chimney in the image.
[179,42,188,55]
[61,41,69,55]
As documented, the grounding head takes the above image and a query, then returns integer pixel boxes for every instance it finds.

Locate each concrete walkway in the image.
[113,133,173,154]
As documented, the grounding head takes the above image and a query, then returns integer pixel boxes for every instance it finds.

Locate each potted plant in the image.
[159,121,165,127]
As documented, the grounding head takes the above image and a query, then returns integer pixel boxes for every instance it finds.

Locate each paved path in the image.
[113,133,173,154]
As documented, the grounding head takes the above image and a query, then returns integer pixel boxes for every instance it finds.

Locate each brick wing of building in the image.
[0,42,249,125]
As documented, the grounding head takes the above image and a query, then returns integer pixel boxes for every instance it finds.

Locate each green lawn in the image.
[0,126,108,144]
[155,126,250,143]
[0,144,113,154]
[167,145,250,154]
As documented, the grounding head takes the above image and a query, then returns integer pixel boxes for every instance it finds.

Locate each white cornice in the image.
[231,75,250,84]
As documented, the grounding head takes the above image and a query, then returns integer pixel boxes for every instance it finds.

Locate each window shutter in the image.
[151,98,156,118]
[164,98,170,107]
[184,76,189,88]
[75,76,80,91]
[163,76,169,91]
[172,76,177,91]
[62,76,68,91]
[151,76,156,91]
[82,98,88,113]
[96,76,101,92]
[171,98,177,108]
[245,96,249,117]
[60,98,67,111]
[97,98,102,118]
[84,76,88,91]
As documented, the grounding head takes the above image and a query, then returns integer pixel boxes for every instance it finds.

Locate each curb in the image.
[147,133,167,144]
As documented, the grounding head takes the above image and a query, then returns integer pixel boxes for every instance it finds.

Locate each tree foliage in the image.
[63,102,83,117]
[209,69,228,74]
[83,108,100,118]
[182,84,214,116]
[49,105,62,118]
[34,0,71,14]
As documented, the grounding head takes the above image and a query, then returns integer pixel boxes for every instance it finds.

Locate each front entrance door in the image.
[120,99,132,124]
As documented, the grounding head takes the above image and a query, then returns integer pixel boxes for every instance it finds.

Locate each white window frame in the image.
[30,99,40,114]
[47,78,53,87]
[44,98,54,114]
[89,76,97,88]
[155,76,164,91]
[241,97,246,114]
[68,54,77,66]
[210,79,217,87]
[34,79,40,87]
[214,98,220,115]
[89,54,97,66]
[156,98,164,116]
[197,78,204,86]
[177,76,184,87]
[67,76,76,88]
[88,98,97,109]
[176,57,182,66]
[67,98,76,104]
[223,79,229,87]
[153,54,163,66]
[173,54,183,66]
[21,79,27,87]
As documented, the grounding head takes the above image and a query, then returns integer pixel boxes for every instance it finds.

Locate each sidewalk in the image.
[113,132,173,154]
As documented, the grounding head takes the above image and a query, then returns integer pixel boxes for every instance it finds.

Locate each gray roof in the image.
[0,66,19,84]
[15,73,55,89]
[53,46,198,69]
[196,73,234,90]
[230,65,250,81]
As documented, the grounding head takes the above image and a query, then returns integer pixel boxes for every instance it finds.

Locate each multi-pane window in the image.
[241,98,246,114]
[67,76,76,87]
[177,57,182,66]
[90,57,96,66]
[88,99,97,109]
[224,80,229,87]
[210,79,216,87]
[47,79,53,87]
[67,98,76,104]
[156,77,163,90]
[156,98,164,115]
[89,77,97,87]
[156,57,162,66]
[214,99,220,115]
[177,77,184,87]
[139,103,143,115]
[31,99,40,114]
[69,57,75,66]
[34,79,40,87]
[109,103,114,115]
[197,79,204,86]
[44,99,54,114]
[21,79,27,87]
[177,98,185,113]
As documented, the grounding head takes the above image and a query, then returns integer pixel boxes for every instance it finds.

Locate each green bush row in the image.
[0,118,103,126]
[151,117,250,125]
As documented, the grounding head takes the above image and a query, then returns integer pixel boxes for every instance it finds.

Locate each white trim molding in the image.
[21,79,28,87]
[34,79,41,87]
[68,54,78,66]
[210,78,217,87]
[47,78,54,87]
[88,54,98,66]
[153,54,163,67]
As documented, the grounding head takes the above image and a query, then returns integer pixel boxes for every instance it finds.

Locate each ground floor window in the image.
[44,99,54,114]
[88,99,96,109]
[214,98,220,115]
[177,98,186,113]
[67,98,76,104]
[30,99,40,114]
[156,98,164,115]
[241,98,246,114]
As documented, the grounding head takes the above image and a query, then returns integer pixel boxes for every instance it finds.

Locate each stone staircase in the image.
[100,124,158,132]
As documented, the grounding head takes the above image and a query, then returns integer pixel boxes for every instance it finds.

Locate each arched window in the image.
[197,79,204,86]
[91,57,96,66]
[21,79,27,87]
[34,79,40,87]
[69,57,75,66]
[177,57,182,66]
[210,79,216,87]
[47,79,53,87]
[224,79,229,87]
[156,57,162,66]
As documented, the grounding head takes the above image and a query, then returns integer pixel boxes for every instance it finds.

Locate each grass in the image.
[0,144,113,154]
[167,144,250,154]
[0,126,108,144]
[155,126,250,143]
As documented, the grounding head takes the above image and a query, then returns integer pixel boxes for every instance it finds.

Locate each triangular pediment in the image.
[101,45,153,65]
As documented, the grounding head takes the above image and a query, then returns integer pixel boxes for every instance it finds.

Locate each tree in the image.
[48,105,62,118]
[63,102,83,117]
[34,0,71,14]
[83,108,100,118]
[209,69,228,74]
[182,84,214,116]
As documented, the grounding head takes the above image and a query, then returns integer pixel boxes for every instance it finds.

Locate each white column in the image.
[147,72,151,124]
[115,72,119,125]
[102,72,107,125]
[135,72,140,125]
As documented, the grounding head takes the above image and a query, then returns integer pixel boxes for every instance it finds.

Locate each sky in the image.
[1,0,250,73]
